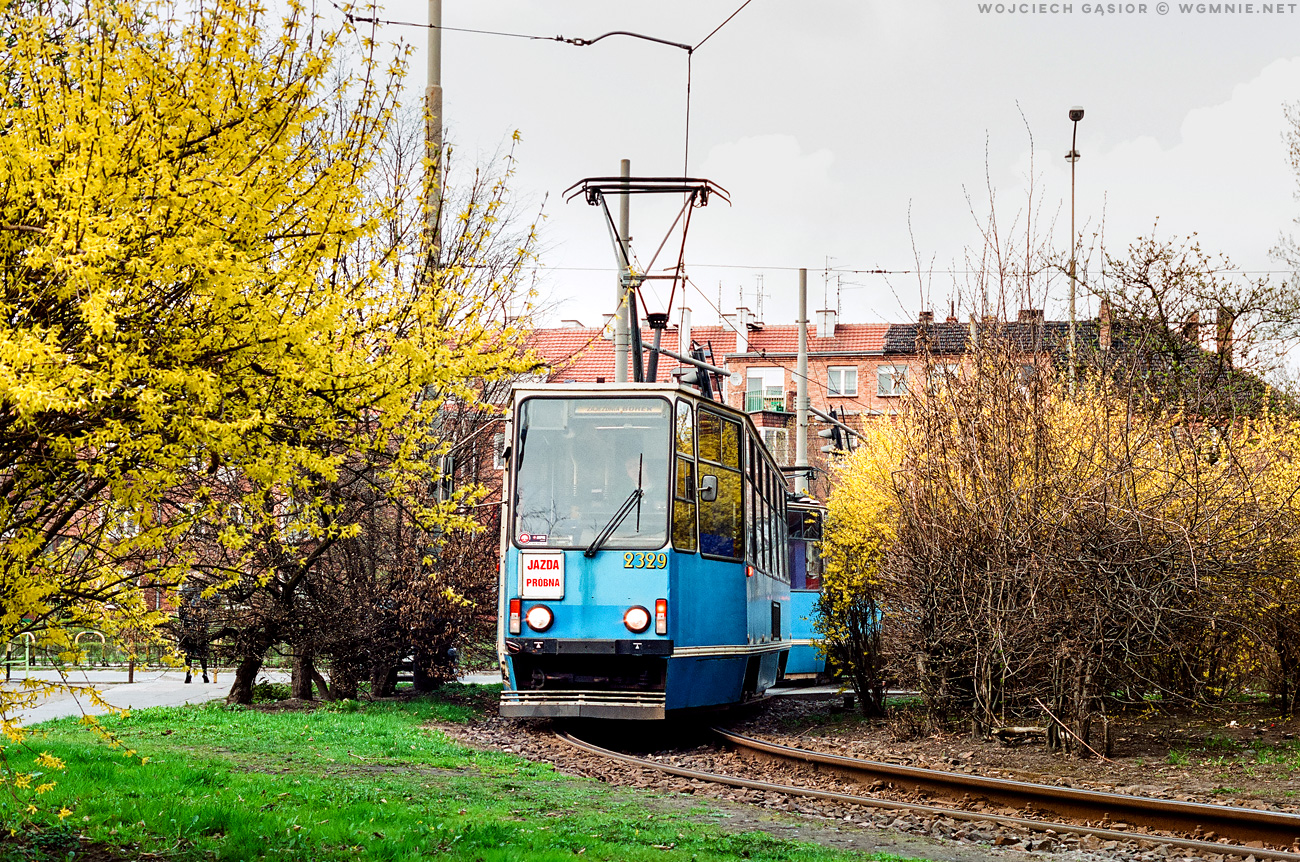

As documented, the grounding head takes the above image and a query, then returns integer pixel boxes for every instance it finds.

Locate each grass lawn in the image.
[0,685,918,861]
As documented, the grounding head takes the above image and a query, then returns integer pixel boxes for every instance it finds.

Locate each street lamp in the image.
[1066,105,1084,392]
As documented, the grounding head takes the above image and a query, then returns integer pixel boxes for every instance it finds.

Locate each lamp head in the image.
[1069,106,1085,122]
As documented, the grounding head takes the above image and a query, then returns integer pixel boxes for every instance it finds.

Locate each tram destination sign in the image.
[519,551,565,600]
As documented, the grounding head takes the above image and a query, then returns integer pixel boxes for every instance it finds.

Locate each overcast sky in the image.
[359,1,1300,331]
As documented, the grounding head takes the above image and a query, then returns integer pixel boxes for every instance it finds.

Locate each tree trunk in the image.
[310,666,335,701]
[291,649,314,700]
[330,660,360,701]
[226,653,264,705]
[412,658,436,694]
[370,663,397,698]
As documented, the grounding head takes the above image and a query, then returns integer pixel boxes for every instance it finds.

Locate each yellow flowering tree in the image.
[825,334,1300,746]
[1229,412,1300,713]
[0,0,537,798]
[816,421,901,714]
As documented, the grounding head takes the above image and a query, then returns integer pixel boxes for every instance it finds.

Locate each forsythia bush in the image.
[823,340,1300,740]
[0,0,535,807]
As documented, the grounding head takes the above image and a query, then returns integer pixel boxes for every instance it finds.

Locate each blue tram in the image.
[782,499,828,681]
[497,383,791,719]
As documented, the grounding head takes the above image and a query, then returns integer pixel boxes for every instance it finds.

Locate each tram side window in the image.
[765,464,788,583]
[673,400,698,553]
[752,458,764,572]
[745,437,758,563]
[698,410,720,463]
[788,508,822,589]
[803,510,822,588]
[760,462,773,574]
[776,490,790,583]
[697,410,743,559]
[743,476,755,562]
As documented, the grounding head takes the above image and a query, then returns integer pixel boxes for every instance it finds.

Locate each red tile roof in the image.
[745,323,887,355]
[528,322,889,381]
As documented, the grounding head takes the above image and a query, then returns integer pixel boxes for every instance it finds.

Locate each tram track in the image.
[557,729,1300,861]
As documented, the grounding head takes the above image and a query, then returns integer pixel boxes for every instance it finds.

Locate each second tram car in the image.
[497,383,791,719]
[782,499,827,680]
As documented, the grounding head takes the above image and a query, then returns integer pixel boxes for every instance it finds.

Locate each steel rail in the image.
[555,732,1300,862]
[715,728,1300,852]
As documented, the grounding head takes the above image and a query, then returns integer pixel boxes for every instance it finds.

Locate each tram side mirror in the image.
[698,474,718,502]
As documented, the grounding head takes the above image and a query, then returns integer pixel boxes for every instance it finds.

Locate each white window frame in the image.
[760,427,790,467]
[876,364,907,397]
[493,432,506,471]
[927,363,960,390]
[745,367,784,412]
[827,366,858,397]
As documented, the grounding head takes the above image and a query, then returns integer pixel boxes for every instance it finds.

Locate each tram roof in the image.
[510,381,698,396]
[508,382,742,412]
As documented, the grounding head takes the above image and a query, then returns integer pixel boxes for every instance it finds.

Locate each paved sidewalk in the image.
[4,669,502,726]
[3,668,284,726]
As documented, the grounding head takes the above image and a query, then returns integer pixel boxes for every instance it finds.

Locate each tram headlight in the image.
[525,604,554,633]
[623,605,651,634]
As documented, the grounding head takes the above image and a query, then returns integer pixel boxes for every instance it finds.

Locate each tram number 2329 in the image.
[623,552,668,569]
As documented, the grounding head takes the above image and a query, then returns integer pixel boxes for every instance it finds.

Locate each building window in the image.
[761,427,789,467]
[927,363,960,391]
[876,364,907,397]
[745,367,785,412]
[828,366,857,397]
[492,432,505,471]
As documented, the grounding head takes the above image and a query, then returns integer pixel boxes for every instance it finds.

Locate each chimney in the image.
[724,311,749,354]
[601,313,615,340]
[815,309,837,339]
[738,304,764,331]
[1017,308,1045,324]
[946,300,958,324]
[918,310,934,325]
[1099,299,1111,353]
[1181,310,1200,342]
[1216,307,1234,364]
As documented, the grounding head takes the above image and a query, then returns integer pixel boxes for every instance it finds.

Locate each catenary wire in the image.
[326,1,759,177]
[693,0,756,50]
[682,276,881,417]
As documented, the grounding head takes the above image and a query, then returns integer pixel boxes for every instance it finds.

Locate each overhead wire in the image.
[693,0,756,51]
[327,0,757,177]
[681,276,881,417]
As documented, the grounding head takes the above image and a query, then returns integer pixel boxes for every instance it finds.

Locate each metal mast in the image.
[795,268,810,495]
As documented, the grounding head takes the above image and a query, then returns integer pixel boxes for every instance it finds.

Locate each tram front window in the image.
[514,397,670,549]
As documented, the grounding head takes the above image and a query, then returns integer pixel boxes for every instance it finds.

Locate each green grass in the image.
[1203,733,1238,752]
[2,686,919,862]
[1250,738,1300,768]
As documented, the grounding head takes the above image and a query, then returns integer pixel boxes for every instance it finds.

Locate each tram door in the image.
[788,506,824,591]
[784,503,826,679]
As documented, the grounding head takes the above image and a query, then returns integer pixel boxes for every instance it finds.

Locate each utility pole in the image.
[615,159,631,383]
[795,268,810,496]
[426,0,443,259]
[1067,106,1084,393]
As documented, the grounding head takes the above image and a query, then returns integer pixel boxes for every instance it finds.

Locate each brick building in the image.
[524,307,1101,498]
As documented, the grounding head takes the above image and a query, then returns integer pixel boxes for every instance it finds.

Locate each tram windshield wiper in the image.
[584,455,644,558]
